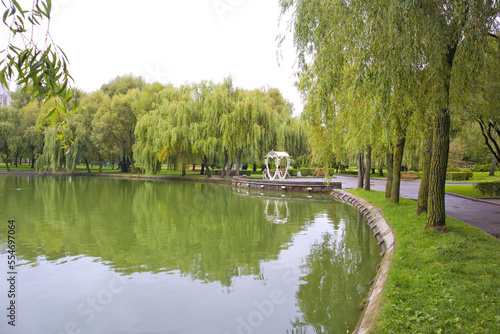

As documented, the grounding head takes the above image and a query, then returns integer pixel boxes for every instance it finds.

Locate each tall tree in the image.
[88,91,115,171]
[18,101,44,168]
[0,106,21,170]
[280,0,500,229]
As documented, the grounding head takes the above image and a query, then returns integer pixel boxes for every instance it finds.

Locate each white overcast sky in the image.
[3,0,304,115]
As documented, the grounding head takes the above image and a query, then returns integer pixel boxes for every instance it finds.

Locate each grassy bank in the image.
[350,189,500,333]
[445,185,496,199]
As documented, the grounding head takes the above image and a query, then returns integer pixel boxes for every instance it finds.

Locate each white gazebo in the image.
[263,150,291,181]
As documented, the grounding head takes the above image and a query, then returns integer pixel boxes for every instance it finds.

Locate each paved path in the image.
[295,176,500,237]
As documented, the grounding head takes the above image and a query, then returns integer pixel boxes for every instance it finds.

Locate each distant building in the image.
[0,84,11,106]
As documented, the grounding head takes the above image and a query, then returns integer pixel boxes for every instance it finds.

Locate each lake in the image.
[0,175,381,334]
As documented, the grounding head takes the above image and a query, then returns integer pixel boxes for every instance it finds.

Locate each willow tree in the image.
[190,81,219,177]
[281,0,500,228]
[221,91,264,176]
[155,85,197,176]
[453,33,500,165]
[133,110,163,175]
[107,88,141,172]
[0,106,21,170]
[19,101,44,168]
[200,78,240,175]
[87,91,116,171]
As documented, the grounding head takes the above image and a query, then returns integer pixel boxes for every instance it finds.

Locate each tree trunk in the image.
[417,133,433,215]
[489,153,496,176]
[120,150,128,172]
[222,150,229,177]
[97,154,103,173]
[253,163,257,172]
[379,159,384,177]
[181,162,186,176]
[3,156,9,171]
[31,145,35,168]
[390,137,406,203]
[84,158,91,173]
[385,152,393,199]
[357,150,364,189]
[426,109,451,229]
[192,164,196,171]
[364,145,372,191]
[130,152,136,173]
[200,164,205,175]
[236,149,243,176]
[203,155,211,177]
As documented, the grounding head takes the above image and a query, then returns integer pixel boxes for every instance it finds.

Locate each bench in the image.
[312,171,326,176]
[401,173,418,179]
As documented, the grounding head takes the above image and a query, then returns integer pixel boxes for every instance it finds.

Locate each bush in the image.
[472,164,494,172]
[239,170,252,177]
[447,172,472,181]
[300,168,314,176]
[475,181,500,197]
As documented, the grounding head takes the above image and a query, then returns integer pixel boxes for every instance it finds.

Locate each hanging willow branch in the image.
[0,0,76,122]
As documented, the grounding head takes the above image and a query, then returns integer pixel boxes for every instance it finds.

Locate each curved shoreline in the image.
[1,171,393,333]
[331,190,395,334]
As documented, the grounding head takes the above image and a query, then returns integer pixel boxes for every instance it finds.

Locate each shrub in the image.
[447,172,472,181]
[239,170,252,177]
[472,164,494,172]
[300,168,313,176]
[475,181,500,197]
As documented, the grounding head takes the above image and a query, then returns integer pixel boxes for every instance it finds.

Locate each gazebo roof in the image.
[264,150,291,159]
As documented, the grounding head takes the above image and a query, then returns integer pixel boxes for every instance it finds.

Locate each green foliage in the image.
[0,105,21,170]
[475,181,500,197]
[281,0,500,226]
[447,171,473,181]
[101,74,145,97]
[473,164,498,172]
[445,185,494,199]
[350,189,500,334]
[36,125,76,172]
[299,168,313,177]
[0,1,77,118]
[134,78,309,176]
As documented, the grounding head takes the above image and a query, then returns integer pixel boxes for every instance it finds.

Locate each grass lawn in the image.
[445,185,497,199]
[466,171,500,183]
[350,189,500,333]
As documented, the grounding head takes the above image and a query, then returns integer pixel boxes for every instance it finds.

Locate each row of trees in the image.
[0,75,309,175]
[280,0,500,229]
[134,77,308,176]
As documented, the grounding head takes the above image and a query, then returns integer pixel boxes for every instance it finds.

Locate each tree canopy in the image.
[280,0,500,228]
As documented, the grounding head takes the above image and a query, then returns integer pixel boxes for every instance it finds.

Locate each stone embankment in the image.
[331,189,395,334]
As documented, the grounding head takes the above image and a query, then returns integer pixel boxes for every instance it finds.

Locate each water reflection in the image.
[264,199,290,224]
[0,175,381,333]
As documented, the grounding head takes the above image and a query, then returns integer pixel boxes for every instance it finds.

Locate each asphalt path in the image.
[304,175,500,237]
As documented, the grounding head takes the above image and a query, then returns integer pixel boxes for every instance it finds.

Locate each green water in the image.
[0,175,381,334]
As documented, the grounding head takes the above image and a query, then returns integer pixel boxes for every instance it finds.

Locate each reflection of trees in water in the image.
[293,211,381,333]
[1,176,330,287]
[130,181,313,286]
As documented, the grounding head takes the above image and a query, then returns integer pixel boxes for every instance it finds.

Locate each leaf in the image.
[11,0,25,16]
[45,107,57,121]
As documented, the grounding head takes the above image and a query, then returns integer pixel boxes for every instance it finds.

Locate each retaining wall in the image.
[331,189,395,334]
